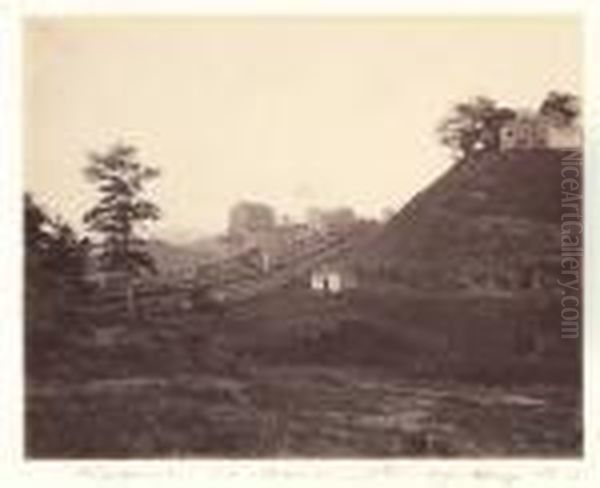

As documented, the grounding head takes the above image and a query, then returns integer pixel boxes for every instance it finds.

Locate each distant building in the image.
[500,113,581,151]
[228,201,276,242]
[310,264,357,294]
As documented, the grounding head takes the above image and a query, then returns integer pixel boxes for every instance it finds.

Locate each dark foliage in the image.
[25,193,92,379]
[83,143,160,276]
[437,96,516,162]
[539,91,580,127]
[25,193,89,284]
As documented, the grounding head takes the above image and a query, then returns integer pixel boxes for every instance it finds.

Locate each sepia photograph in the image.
[23,16,583,459]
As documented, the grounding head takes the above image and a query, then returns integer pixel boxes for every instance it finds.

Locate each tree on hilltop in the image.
[437,96,516,162]
[539,91,580,127]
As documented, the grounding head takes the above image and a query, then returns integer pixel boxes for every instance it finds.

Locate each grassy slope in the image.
[355,149,573,289]
[221,287,578,384]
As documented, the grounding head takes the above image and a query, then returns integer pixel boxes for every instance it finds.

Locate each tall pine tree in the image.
[83,143,161,315]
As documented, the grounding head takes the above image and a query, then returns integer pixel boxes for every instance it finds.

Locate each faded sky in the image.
[25,17,581,241]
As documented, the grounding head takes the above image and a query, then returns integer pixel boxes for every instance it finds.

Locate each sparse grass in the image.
[26,365,581,458]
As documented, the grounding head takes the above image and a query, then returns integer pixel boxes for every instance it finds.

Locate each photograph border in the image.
[1,0,598,486]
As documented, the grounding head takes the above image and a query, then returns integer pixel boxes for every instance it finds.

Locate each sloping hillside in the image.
[212,148,581,384]
[357,149,579,291]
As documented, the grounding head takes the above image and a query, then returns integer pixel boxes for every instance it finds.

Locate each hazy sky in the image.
[25,17,581,241]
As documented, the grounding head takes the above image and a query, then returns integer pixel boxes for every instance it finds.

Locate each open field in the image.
[27,365,580,458]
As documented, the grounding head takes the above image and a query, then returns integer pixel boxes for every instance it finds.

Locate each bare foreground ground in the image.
[27,365,581,458]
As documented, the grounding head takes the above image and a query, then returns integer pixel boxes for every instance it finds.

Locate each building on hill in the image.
[499,112,581,151]
[310,263,357,294]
